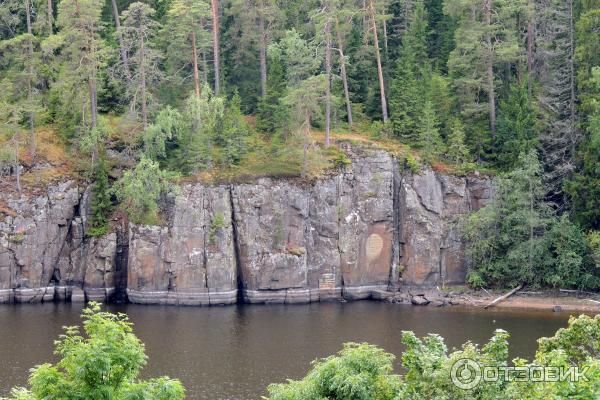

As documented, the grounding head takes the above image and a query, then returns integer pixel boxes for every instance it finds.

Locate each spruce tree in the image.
[389,0,429,143]
[495,80,538,170]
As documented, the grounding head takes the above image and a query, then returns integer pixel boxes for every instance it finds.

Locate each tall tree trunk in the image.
[191,30,201,97]
[368,0,388,122]
[140,32,147,129]
[526,0,534,95]
[336,18,353,127]
[25,0,35,157]
[324,12,332,147]
[301,113,311,178]
[568,0,575,120]
[111,0,130,81]
[14,132,21,192]
[47,0,53,34]
[211,0,221,95]
[258,0,267,98]
[201,47,209,84]
[484,0,496,134]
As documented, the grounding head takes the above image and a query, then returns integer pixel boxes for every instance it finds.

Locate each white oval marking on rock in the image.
[365,233,383,260]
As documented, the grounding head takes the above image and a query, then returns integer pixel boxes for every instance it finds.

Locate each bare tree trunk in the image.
[211,0,221,95]
[484,0,496,134]
[200,17,209,84]
[14,133,21,192]
[526,0,534,95]
[191,30,201,97]
[111,0,131,81]
[336,18,353,127]
[368,0,388,122]
[568,0,575,120]
[301,113,311,178]
[382,16,388,60]
[25,0,35,157]
[140,32,147,129]
[324,11,332,147]
[47,0,53,34]
[201,47,209,84]
[258,0,267,98]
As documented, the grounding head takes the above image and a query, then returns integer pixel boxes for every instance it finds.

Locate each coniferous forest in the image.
[1,0,600,290]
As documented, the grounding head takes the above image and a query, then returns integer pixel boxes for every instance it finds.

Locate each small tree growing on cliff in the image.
[1,302,185,400]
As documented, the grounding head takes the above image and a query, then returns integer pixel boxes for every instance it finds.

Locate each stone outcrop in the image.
[126,185,237,305]
[0,146,492,305]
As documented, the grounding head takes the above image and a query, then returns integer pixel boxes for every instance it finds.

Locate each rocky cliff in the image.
[0,146,491,304]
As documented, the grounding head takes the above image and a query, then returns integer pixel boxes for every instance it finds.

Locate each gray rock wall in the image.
[0,147,491,304]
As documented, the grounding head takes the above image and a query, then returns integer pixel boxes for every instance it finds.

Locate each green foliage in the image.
[266,343,400,400]
[1,302,185,400]
[415,100,444,156]
[446,118,470,165]
[566,67,600,230]
[404,153,421,174]
[494,80,538,170]
[266,316,600,400]
[88,156,112,237]
[112,156,177,224]
[209,212,226,244]
[390,0,430,142]
[462,149,599,290]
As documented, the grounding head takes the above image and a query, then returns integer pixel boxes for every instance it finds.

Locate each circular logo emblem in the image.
[451,358,481,390]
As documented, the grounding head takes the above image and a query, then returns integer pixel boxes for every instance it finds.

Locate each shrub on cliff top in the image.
[1,302,185,400]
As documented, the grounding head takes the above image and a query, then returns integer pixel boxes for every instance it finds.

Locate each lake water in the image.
[0,301,574,399]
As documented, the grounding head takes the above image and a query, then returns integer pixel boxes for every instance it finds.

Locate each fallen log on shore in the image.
[483,283,524,309]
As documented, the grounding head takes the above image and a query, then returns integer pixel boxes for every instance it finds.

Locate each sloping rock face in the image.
[0,147,491,305]
[126,185,237,305]
[398,171,491,286]
[0,181,118,303]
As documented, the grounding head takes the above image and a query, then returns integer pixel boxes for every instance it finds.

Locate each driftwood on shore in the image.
[483,283,524,309]
[559,288,598,296]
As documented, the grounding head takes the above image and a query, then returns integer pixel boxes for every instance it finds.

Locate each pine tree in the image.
[120,2,163,129]
[51,0,106,163]
[445,0,522,142]
[164,0,211,99]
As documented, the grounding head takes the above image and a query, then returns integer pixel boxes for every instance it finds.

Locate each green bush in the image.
[88,156,112,237]
[265,315,600,400]
[1,303,185,400]
[461,150,599,290]
[112,157,178,225]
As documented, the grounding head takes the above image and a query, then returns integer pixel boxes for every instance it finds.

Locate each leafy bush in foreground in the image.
[1,303,185,400]
[265,314,600,400]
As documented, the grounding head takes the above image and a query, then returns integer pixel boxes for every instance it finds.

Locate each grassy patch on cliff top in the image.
[0,124,79,193]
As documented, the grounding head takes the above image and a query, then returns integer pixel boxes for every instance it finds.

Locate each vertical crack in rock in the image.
[228,184,244,303]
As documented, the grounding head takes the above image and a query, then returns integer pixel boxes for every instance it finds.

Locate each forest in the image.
[1,0,599,290]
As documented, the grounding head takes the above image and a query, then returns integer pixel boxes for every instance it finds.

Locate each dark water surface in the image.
[0,301,575,399]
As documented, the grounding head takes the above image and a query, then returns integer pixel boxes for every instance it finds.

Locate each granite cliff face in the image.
[0,146,491,304]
